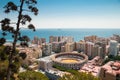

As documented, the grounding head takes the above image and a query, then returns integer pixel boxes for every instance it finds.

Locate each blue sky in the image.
[0,0,120,28]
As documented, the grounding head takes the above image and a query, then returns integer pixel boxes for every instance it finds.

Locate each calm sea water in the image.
[0,29,120,42]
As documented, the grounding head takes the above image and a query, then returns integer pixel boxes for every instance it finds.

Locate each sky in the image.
[0,0,120,29]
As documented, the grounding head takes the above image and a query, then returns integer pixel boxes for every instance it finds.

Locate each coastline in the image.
[1,29,120,42]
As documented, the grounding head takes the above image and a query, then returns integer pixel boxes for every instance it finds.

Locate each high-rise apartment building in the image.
[95,42,106,58]
[49,36,59,43]
[49,36,74,43]
[75,41,86,52]
[85,42,94,59]
[84,35,97,43]
[109,40,118,56]
[65,42,74,52]
[42,43,52,56]
[52,41,65,53]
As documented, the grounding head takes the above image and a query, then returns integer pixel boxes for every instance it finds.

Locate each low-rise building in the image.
[18,46,42,65]
[38,55,53,71]
[80,56,101,77]
[100,61,120,80]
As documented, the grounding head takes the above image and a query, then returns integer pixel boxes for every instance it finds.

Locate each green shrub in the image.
[18,71,49,80]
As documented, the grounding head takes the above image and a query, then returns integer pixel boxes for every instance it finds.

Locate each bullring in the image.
[52,52,88,70]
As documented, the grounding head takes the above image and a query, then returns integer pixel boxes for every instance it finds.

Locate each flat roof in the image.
[37,54,56,63]
[102,61,120,76]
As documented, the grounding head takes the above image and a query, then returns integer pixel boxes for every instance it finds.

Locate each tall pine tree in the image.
[0,0,38,80]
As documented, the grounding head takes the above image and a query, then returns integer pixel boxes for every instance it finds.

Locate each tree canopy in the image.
[0,46,21,80]
[53,64,99,80]
[102,55,120,65]
[58,72,100,80]
[18,71,49,80]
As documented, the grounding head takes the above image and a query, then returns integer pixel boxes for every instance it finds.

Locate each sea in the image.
[0,29,120,42]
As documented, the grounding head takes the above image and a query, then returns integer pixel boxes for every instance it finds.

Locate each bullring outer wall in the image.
[52,52,88,70]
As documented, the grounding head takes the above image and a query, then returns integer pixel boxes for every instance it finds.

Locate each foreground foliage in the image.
[58,72,99,80]
[53,64,77,74]
[18,71,49,80]
[0,0,38,80]
[0,60,8,80]
[102,55,120,65]
[0,46,21,80]
[53,64,99,80]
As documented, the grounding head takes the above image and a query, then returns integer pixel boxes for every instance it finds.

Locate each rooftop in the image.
[110,40,118,43]
[102,61,120,76]
[79,56,101,77]
[37,54,55,63]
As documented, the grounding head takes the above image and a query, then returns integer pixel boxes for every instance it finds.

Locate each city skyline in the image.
[0,0,120,29]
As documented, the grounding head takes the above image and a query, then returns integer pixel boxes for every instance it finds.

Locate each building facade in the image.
[100,61,120,80]
[109,40,118,56]
[42,43,52,56]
